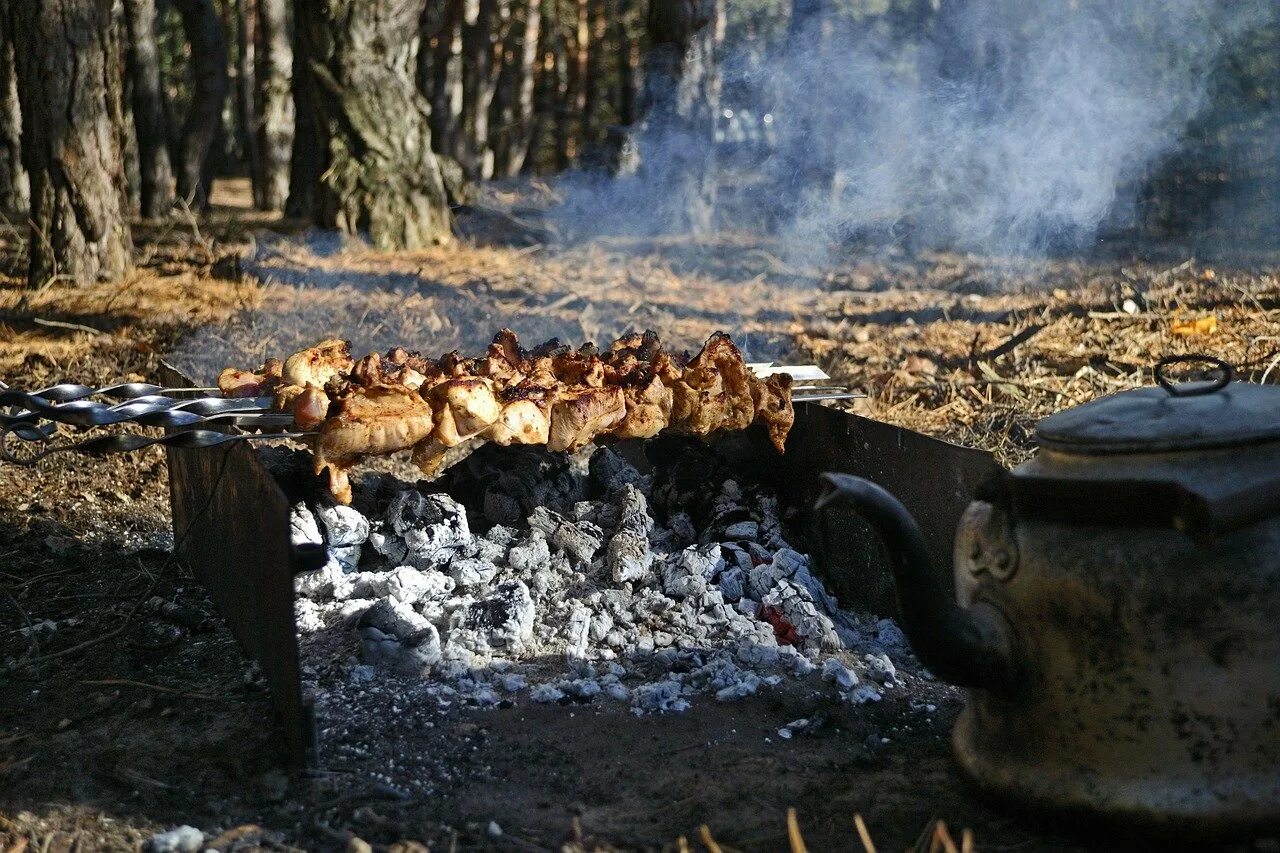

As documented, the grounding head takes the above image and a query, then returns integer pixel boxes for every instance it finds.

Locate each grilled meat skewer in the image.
[220,329,796,504]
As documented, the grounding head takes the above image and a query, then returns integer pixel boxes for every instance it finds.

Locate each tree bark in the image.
[172,0,229,209]
[520,14,554,173]
[580,0,606,144]
[612,0,637,128]
[10,0,132,286]
[255,0,292,210]
[458,0,501,178]
[122,0,174,218]
[297,0,454,249]
[631,0,724,233]
[427,0,464,159]
[0,6,29,214]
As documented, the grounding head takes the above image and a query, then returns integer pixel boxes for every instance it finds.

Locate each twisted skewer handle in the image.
[0,424,312,466]
[0,391,272,428]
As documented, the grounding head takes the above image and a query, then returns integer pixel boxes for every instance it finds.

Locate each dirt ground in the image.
[2,180,1280,851]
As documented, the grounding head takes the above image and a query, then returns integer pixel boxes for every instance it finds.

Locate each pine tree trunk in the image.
[297,0,454,249]
[427,0,464,159]
[255,0,292,210]
[284,0,322,217]
[613,0,637,128]
[520,17,553,173]
[580,0,606,145]
[123,0,174,218]
[633,0,724,233]
[172,0,229,209]
[10,0,132,287]
[231,0,264,207]
[488,0,540,176]
[0,7,29,215]
[458,0,500,178]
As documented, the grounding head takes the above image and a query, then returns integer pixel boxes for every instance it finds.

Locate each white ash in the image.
[289,444,914,714]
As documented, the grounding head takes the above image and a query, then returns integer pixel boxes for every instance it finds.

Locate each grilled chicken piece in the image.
[313,383,434,504]
[752,373,794,453]
[548,386,626,452]
[669,332,757,436]
[428,377,502,446]
[282,339,353,388]
[217,358,282,398]
[293,384,331,431]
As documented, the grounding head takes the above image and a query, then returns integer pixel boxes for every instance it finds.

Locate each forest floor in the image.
[1,179,1279,852]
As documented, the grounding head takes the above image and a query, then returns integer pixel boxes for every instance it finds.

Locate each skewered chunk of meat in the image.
[217,358,282,398]
[548,386,626,452]
[237,329,795,503]
[752,373,794,454]
[313,383,434,504]
[283,339,353,388]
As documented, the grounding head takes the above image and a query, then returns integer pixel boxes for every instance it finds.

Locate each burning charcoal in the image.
[367,525,409,564]
[449,557,501,588]
[565,604,592,659]
[863,652,898,685]
[507,531,550,575]
[295,599,325,634]
[604,682,630,701]
[717,567,746,603]
[723,520,759,541]
[484,524,519,548]
[528,507,603,566]
[460,581,535,651]
[146,826,204,853]
[392,492,471,567]
[588,446,648,495]
[761,580,841,651]
[659,554,708,600]
[360,625,442,675]
[559,677,601,699]
[497,672,527,692]
[290,503,323,547]
[328,544,362,574]
[736,641,780,668]
[530,683,566,703]
[360,597,440,646]
[590,609,614,641]
[316,505,371,547]
[822,657,860,690]
[351,566,453,604]
[846,684,883,704]
[631,679,690,714]
[483,491,523,525]
[875,618,908,649]
[746,547,806,601]
[606,485,653,583]
[295,563,354,599]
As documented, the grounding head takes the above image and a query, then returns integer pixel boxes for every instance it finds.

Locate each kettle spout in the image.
[817,473,1020,692]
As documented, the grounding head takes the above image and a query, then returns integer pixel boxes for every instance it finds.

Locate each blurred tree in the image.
[172,0,229,209]
[296,0,454,248]
[489,0,542,176]
[0,1,28,215]
[123,0,175,218]
[255,0,292,210]
[10,0,132,286]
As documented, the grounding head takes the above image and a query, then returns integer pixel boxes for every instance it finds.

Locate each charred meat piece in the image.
[217,358,282,398]
[282,339,353,389]
[752,373,794,454]
[427,377,502,447]
[548,386,626,452]
[313,383,435,504]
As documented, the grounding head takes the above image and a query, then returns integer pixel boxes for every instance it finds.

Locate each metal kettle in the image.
[817,357,1280,833]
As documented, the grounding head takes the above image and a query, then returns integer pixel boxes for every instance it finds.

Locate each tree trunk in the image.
[10,0,132,286]
[172,0,229,209]
[580,0,606,145]
[255,0,292,210]
[0,6,29,215]
[521,16,553,173]
[612,0,637,128]
[285,0,322,217]
[458,0,500,178]
[231,0,264,207]
[489,0,540,176]
[427,0,464,159]
[297,0,454,249]
[632,0,724,233]
[122,0,174,218]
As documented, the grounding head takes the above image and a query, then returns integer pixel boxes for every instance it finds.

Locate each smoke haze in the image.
[556,0,1277,258]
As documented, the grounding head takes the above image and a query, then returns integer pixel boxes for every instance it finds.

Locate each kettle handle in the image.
[1153,354,1232,397]
[817,473,1023,692]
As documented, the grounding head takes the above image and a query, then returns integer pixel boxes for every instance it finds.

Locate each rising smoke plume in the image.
[556,0,1277,258]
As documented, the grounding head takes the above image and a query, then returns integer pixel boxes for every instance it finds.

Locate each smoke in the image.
[554,0,1277,258]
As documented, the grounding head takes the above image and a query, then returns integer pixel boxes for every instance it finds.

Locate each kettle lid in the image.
[1036,356,1280,454]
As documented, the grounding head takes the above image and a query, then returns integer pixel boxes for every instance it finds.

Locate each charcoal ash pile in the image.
[274,441,913,714]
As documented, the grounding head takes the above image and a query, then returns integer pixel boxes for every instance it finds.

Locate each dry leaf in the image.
[1170,314,1217,337]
